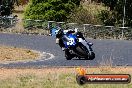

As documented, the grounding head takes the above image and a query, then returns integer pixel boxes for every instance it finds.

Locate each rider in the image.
[56,27,87,51]
[56,27,65,50]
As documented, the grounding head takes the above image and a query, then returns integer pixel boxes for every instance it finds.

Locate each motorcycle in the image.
[56,29,95,60]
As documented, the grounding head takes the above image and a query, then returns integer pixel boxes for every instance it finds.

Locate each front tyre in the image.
[65,49,72,60]
[89,52,95,60]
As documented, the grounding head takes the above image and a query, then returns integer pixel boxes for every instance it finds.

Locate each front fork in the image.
[86,42,94,55]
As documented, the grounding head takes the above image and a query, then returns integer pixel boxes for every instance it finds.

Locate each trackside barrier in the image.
[1,18,132,40]
[0,15,18,29]
[23,19,132,40]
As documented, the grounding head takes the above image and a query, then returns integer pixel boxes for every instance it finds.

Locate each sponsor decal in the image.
[76,67,131,85]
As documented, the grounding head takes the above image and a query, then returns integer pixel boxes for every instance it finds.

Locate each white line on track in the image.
[30,52,55,62]
[44,52,55,61]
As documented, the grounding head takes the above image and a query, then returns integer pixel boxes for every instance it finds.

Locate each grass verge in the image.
[0,67,131,88]
[0,45,39,62]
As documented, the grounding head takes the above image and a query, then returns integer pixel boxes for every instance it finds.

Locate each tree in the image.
[68,7,100,24]
[115,0,132,27]
[100,0,132,27]
[0,0,19,16]
[101,0,118,10]
[24,0,81,21]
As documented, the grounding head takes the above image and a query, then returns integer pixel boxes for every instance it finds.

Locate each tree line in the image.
[1,0,132,27]
[0,0,28,16]
[100,0,132,27]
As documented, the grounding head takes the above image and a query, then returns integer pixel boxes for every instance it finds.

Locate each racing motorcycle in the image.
[56,29,95,60]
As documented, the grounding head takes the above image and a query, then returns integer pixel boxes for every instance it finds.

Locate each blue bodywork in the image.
[63,33,77,48]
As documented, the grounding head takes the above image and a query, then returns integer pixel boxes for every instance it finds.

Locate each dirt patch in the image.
[0,67,132,80]
[0,67,131,88]
[0,45,39,62]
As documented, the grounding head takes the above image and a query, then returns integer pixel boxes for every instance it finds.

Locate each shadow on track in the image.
[71,58,94,60]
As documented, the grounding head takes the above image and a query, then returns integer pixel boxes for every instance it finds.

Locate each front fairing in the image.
[63,33,77,48]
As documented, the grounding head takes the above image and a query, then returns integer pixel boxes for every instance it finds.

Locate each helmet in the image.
[68,28,75,32]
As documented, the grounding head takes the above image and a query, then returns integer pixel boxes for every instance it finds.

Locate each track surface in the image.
[0,33,132,68]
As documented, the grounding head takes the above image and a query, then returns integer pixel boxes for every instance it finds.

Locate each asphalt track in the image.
[0,33,132,68]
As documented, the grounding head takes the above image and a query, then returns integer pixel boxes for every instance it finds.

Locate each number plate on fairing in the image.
[67,38,76,46]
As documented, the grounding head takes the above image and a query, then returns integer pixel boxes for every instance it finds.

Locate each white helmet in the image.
[68,28,78,32]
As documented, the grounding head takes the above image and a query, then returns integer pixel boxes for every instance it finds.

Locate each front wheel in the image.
[85,52,95,60]
[65,49,73,60]
[89,52,95,60]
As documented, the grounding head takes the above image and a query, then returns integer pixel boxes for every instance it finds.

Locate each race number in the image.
[67,38,75,45]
